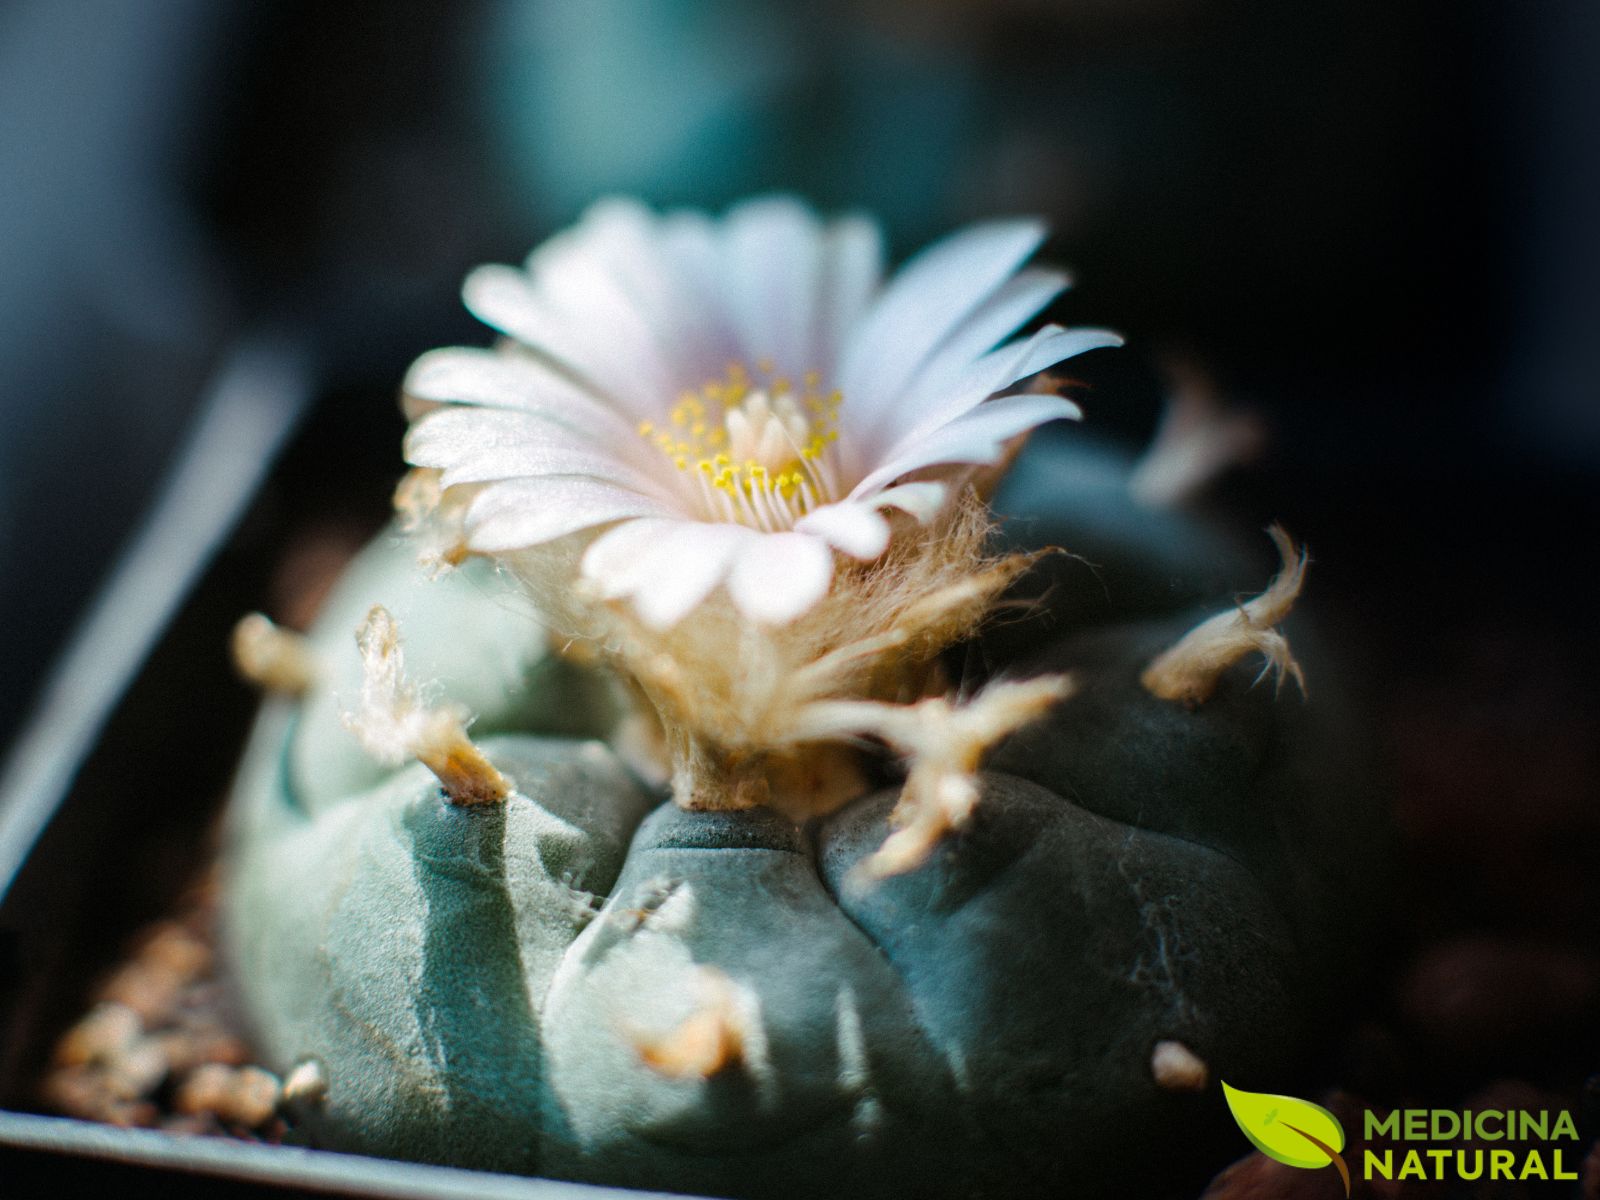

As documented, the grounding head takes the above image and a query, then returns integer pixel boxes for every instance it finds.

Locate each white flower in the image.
[403,196,1120,628]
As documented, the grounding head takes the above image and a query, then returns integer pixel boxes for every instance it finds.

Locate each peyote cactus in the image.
[222,199,1380,1198]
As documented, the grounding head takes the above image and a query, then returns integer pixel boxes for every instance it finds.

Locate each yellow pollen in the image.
[637,362,844,526]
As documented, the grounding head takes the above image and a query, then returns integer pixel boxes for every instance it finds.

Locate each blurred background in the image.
[0,0,1597,1191]
[2,0,1597,746]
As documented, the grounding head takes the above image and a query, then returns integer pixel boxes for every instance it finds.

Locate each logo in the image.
[1222,1083,1582,1192]
[1223,1082,1350,1197]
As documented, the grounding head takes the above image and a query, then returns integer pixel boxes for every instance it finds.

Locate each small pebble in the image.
[53,1003,141,1067]
[174,1062,232,1115]
[224,1066,285,1128]
[176,1063,282,1129]
[97,960,183,1025]
[282,1058,328,1107]
[42,872,292,1136]
[102,1038,169,1101]
[1150,1039,1209,1092]
[137,922,211,983]
[41,1067,157,1128]
[154,1027,249,1075]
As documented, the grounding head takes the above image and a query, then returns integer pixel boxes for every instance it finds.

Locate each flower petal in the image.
[580,518,680,597]
[873,481,949,523]
[405,407,677,496]
[582,519,753,628]
[849,394,1081,500]
[655,212,725,309]
[634,524,753,628]
[992,324,1123,389]
[402,347,640,439]
[815,215,884,379]
[403,198,1117,627]
[890,266,1070,406]
[463,264,670,419]
[720,196,824,377]
[839,218,1046,424]
[726,532,835,624]
[795,501,891,560]
[530,199,739,385]
[876,324,1115,461]
[464,478,676,552]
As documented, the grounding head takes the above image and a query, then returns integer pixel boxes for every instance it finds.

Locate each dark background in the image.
[0,0,1596,1194]
[2,0,1596,747]
[2,0,1597,742]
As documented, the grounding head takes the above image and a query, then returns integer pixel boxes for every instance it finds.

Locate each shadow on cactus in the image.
[223,197,1383,1198]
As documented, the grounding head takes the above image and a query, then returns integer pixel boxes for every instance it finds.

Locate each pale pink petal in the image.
[524,198,659,295]
[402,199,1119,633]
[401,347,642,444]
[838,218,1046,425]
[581,518,753,629]
[464,478,677,552]
[873,481,948,523]
[405,407,679,498]
[632,524,754,628]
[580,518,679,596]
[726,532,836,624]
[795,501,891,560]
[462,265,669,419]
[849,394,1081,500]
[994,324,1123,388]
[876,324,1114,459]
[528,199,734,384]
[892,266,1070,406]
[815,215,883,379]
[657,210,744,377]
[525,214,656,325]
[655,211,725,308]
[720,196,824,377]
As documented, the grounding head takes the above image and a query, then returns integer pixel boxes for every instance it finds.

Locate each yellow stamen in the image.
[635,363,844,529]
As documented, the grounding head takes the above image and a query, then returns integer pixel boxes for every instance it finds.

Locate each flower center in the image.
[638,362,842,531]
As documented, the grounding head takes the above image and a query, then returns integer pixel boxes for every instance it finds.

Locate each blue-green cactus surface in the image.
[222,432,1379,1197]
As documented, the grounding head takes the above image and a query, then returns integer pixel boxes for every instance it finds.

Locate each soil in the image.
[38,871,289,1142]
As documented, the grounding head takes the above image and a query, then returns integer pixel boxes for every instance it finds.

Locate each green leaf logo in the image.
[1222,1081,1350,1197]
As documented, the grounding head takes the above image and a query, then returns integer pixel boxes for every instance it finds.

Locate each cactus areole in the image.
[222,199,1378,1197]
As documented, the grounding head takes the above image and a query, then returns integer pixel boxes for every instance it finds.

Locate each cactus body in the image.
[223,432,1380,1196]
